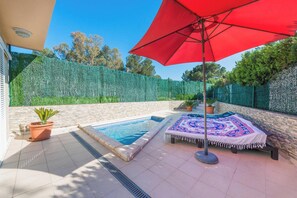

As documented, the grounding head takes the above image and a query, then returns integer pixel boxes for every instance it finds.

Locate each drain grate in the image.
[70,132,151,198]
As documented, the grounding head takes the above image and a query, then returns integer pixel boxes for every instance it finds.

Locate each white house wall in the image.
[0,36,10,165]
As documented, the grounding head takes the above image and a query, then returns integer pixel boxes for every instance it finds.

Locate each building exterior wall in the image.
[0,36,11,164]
[9,100,184,131]
[218,102,297,164]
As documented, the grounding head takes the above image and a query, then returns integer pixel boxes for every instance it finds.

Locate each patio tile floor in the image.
[0,111,297,198]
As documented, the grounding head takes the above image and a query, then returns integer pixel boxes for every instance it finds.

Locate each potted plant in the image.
[29,107,59,141]
[206,98,217,114]
[184,100,195,111]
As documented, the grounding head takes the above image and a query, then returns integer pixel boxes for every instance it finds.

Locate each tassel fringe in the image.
[166,134,266,150]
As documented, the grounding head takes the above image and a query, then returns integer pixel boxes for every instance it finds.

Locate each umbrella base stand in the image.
[195,151,219,164]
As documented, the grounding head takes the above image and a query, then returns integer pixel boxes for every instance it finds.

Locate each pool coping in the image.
[78,115,171,161]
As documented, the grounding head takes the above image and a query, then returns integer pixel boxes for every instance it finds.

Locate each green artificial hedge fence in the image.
[9,53,210,106]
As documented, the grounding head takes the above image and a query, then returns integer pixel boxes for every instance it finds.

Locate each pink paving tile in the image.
[266,179,297,198]
[236,158,266,177]
[199,170,232,193]
[232,169,266,193]
[215,154,240,168]
[135,154,159,169]
[133,170,163,193]
[104,187,133,198]
[266,168,297,190]
[149,161,176,179]
[150,180,185,198]
[148,148,170,161]
[120,161,147,179]
[227,181,265,198]
[166,170,197,193]
[178,160,205,180]
[188,181,226,198]
[205,163,236,179]
[161,153,186,168]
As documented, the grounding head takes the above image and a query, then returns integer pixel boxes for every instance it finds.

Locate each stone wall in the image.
[218,102,297,163]
[9,101,184,131]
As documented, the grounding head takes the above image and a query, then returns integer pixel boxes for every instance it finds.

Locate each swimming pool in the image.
[93,116,163,145]
[79,115,169,161]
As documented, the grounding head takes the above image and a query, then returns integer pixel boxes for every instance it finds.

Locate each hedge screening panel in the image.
[254,84,269,110]
[214,86,230,103]
[10,53,207,106]
[230,84,253,107]
[214,64,297,115]
[269,66,297,115]
[215,84,269,111]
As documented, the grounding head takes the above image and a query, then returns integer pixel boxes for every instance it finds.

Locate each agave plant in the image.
[34,107,59,125]
[184,100,196,107]
[206,98,217,107]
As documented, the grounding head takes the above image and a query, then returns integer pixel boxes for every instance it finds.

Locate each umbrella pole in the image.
[201,19,208,156]
[195,19,218,164]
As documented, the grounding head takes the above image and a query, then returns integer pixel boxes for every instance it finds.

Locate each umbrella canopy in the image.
[130,0,297,164]
[130,0,297,65]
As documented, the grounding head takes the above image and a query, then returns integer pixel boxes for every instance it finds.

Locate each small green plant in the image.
[34,107,59,125]
[184,100,196,107]
[176,94,197,100]
[206,98,217,107]
[157,97,170,101]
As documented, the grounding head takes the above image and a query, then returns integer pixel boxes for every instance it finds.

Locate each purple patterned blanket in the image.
[166,113,267,149]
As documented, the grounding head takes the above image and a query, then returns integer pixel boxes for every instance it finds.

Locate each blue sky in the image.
[13,0,245,80]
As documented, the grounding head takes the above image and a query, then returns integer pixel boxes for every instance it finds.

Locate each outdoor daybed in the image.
[165,112,278,160]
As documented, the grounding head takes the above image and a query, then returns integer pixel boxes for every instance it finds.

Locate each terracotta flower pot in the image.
[186,106,193,111]
[29,122,53,141]
[206,106,215,114]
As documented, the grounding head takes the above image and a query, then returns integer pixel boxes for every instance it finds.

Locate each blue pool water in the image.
[93,116,164,145]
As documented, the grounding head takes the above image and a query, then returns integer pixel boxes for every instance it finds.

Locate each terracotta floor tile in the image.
[233,168,266,193]
[120,161,146,178]
[266,179,297,198]
[178,160,205,180]
[1,122,297,198]
[227,181,265,198]
[13,172,52,196]
[188,181,226,198]
[199,170,232,193]
[161,153,186,168]
[166,170,197,193]
[104,187,133,198]
[149,161,176,179]
[14,184,54,198]
[150,180,185,198]
[133,169,163,192]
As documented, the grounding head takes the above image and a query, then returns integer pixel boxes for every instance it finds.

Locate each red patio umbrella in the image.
[130,0,297,164]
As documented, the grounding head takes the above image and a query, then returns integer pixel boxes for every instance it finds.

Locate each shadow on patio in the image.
[0,129,131,197]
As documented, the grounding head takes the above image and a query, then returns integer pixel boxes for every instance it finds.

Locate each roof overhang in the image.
[0,0,56,51]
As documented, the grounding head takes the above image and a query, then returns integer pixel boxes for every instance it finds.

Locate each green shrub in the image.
[30,96,119,106]
[157,97,170,101]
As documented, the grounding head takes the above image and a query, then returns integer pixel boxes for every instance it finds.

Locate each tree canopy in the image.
[33,48,57,59]
[182,63,227,86]
[33,32,165,76]
[52,32,124,70]
[126,55,157,77]
[228,36,297,86]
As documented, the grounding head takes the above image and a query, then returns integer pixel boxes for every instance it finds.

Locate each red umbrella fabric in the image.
[130,0,297,164]
[130,0,297,65]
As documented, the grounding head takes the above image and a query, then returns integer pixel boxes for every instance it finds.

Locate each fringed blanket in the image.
[165,112,267,150]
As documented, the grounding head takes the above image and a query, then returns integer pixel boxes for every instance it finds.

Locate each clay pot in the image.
[186,106,193,111]
[29,122,53,141]
[206,106,215,114]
